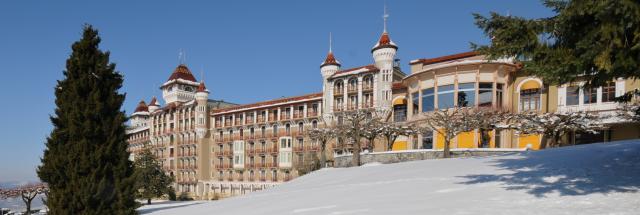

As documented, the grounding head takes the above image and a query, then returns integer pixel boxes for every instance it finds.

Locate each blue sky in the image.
[0,0,551,182]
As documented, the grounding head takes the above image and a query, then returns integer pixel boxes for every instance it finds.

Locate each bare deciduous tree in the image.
[514,111,602,149]
[0,183,48,214]
[378,121,417,151]
[307,121,338,168]
[416,107,477,158]
[334,109,382,166]
[465,108,515,148]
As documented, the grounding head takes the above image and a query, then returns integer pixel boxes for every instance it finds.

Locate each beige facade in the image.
[398,51,640,150]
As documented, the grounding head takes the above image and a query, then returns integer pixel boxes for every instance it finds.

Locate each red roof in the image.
[321,52,340,67]
[331,65,379,77]
[167,64,197,82]
[149,97,158,106]
[372,32,397,52]
[410,51,479,65]
[213,93,323,114]
[197,81,207,92]
[134,100,148,112]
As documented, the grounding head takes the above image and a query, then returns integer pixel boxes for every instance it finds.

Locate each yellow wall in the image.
[518,134,541,149]
[457,131,477,148]
[435,130,445,149]
[392,141,408,151]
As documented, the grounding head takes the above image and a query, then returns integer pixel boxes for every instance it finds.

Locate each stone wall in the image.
[333,148,527,168]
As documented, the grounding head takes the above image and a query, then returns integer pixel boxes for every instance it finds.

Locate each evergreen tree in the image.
[472,0,640,89]
[37,25,136,214]
[133,148,174,205]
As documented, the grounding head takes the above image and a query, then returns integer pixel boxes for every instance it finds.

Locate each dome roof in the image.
[197,81,208,93]
[167,64,197,82]
[321,52,341,67]
[372,32,397,52]
[134,100,148,113]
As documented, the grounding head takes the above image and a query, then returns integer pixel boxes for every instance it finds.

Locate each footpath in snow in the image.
[139,140,640,215]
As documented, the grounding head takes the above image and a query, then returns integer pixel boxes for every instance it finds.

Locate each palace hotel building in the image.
[126,15,640,199]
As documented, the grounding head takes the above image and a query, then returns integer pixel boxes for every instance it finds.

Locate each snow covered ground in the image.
[139,140,640,215]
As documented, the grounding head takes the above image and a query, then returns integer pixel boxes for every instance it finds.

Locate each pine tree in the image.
[133,148,174,205]
[37,25,136,214]
[472,0,640,89]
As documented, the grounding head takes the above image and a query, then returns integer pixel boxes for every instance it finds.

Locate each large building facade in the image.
[126,18,640,200]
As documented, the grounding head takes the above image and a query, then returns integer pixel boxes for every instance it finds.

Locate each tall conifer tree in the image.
[37,25,136,215]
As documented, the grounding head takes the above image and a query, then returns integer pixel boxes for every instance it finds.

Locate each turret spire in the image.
[383,2,389,33]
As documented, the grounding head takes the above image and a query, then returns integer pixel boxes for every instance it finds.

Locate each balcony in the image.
[223,150,233,157]
[245,117,254,124]
[260,177,266,182]
[281,114,291,121]
[293,112,303,119]
[224,121,232,127]
[268,115,277,122]
[333,89,344,96]
[293,146,304,153]
[215,151,224,157]
[347,86,358,94]
[307,111,318,117]
[362,84,373,91]
[255,148,265,154]
[305,145,320,151]
[347,105,357,111]
[265,162,278,168]
[362,102,374,108]
[267,146,278,154]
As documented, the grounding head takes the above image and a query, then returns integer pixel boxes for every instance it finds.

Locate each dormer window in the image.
[185,86,193,92]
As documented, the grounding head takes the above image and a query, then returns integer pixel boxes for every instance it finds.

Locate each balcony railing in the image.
[293,112,303,119]
[307,111,318,117]
[347,86,358,94]
[257,116,265,123]
[362,84,373,91]
[293,146,304,153]
[245,117,254,124]
[281,114,290,120]
[333,89,344,95]
[265,162,278,168]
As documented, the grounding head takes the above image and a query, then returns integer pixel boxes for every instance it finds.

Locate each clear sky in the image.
[0,0,552,182]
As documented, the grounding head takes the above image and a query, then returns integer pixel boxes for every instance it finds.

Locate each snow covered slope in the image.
[140,140,640,215]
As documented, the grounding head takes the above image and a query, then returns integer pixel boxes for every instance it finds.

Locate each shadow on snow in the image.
[457,142,640,197]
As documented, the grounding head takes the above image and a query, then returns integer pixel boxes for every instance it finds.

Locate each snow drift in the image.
[140,140,640,215]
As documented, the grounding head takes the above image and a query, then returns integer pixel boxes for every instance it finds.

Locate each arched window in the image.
[312,120,318,128]
[519,80,542,112]
[298,122,304,133]
[285,123,291,135]
[348,78,358,92]
[334,80,344,94]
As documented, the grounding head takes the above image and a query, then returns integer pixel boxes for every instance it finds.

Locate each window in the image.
[312,120,318,128]
[584,87,598,104]
[602,82,616,102]
[421,88,434,112]
[421,131,433,149]
[437,84,455,109]
[394,105,407,122]
[521,89,541,111]
[457,83,476,107]
[496,84,504,108]
[478,83,493,107]
[412,92,419,115]
[566,86,579,106]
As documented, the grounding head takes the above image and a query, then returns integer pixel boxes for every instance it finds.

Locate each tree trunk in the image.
[320,141,327,168]
[352,135,361,167]
[386,136,393,151]
[25,199,32,215]
[148,198,152,205]
[368,137,375,152]
[443,137,451,158]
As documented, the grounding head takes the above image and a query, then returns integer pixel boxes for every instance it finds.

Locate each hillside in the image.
[140,140,640,215]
